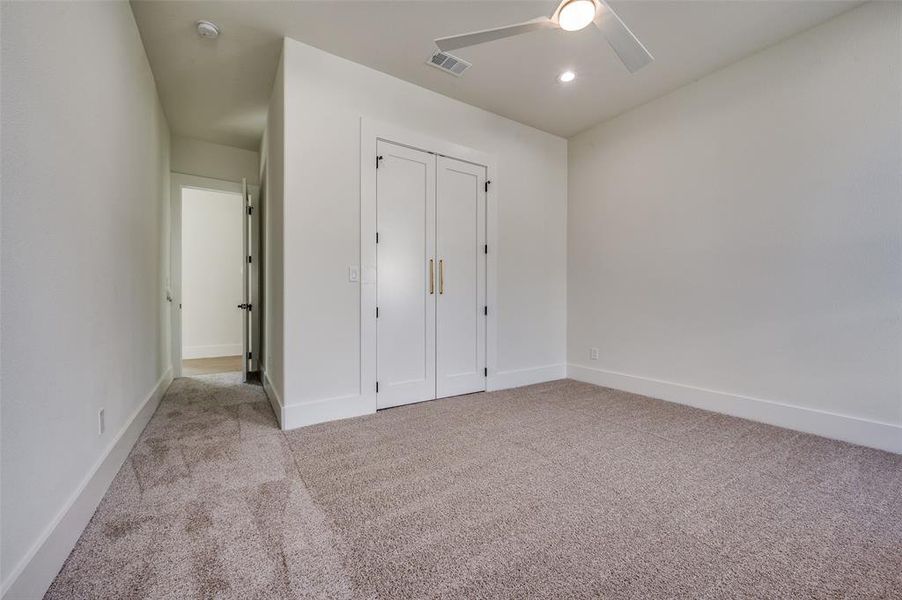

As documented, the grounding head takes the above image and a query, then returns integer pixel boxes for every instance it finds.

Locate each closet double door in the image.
[376,140,486,409]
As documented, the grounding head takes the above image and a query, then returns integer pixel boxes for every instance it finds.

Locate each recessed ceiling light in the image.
[558,70,576,83]
[195,20,220,39]
[557,0,596,32]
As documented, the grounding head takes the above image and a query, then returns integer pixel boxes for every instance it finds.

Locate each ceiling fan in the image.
[434,0,653,73]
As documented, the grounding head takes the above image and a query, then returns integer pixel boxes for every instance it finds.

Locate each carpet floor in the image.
[46,375,901,599]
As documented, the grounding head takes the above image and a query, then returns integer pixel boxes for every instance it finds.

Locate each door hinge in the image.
[376,381,379,393]
[484,367,488,377]
[376,232,380,244]
[376,306,379,318]
[484,306,488,316]
[247,255,252,264]
[484,244,488,254]
[247,351,253,360]
[376,155,384,169]
[485,180,491,193]
[247,206,254,216]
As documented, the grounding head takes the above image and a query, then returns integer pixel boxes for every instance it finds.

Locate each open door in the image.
[240,177,250,381]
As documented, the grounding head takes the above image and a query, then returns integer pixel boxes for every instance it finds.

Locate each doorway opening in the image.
[181,187,243,375]
[171,174,260,381]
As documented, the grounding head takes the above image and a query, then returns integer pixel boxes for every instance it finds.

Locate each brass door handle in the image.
[429,259,434,294]
[439,259,444,294]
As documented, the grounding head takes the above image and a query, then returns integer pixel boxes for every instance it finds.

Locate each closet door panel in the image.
[376,141,436,408]
[436,156,486,398]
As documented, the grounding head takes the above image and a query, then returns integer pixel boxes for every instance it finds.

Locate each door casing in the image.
[169,173,260,378]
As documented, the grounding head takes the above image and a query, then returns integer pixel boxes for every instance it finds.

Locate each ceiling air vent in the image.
[427,50,471,77]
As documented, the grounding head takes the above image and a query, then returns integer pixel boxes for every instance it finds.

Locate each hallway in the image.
[45,375,350,599]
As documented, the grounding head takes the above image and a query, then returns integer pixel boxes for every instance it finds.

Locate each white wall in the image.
[262,51,286,416]
[181,188,244,359]
[278,38,567,426]
[171,135,260,185]
[568,2,902,452]
[0,2,173,596]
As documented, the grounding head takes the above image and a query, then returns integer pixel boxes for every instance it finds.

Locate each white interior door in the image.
[376,140,436,409]
[436,156,486,398]
[241,177,249,381]
[248,187,260,374]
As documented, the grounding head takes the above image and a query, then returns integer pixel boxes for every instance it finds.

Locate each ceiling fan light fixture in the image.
[433,0,652,73]
[557,0,596,32]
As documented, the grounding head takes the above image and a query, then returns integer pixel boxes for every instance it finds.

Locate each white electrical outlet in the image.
[98,408,105,436]
[589,348,599,360]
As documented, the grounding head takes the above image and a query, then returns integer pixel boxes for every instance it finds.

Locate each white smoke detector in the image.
[195,20,220,39]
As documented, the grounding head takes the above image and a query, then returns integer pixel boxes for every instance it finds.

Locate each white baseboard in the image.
[487,363,567,392]
[261,368,285,429]
[273,364,567,431]
[1,367,174,600]
[282,394,374,430]
[567,364,902,455]
[182,343,242,360]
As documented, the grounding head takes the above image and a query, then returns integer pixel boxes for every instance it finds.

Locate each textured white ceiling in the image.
[131,0,860,150]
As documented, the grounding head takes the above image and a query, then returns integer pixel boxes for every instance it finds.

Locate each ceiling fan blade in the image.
[594,1,653,73]
[435,17,557,52]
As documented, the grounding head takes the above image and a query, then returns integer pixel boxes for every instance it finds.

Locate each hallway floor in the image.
[181,355,242,376]
[46,375,901,599]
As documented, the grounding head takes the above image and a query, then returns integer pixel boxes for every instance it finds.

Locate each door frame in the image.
[360,117,499,411]
[169,173,259,378]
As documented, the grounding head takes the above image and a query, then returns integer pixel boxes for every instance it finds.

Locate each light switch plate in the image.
[348,266,360,282]
[590,348,599,360]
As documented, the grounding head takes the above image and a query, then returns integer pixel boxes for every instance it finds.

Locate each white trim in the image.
[171,172,245,192]
[280,363,567,430]
[487,364,567,391]
[181,344,243,360]
[1,368,173,600]
[485,163,499,386]
[360,117,499,415]
[567,364,902,455]
[278,359,568,430]
[262,368,285,429]
[282,395,372,430]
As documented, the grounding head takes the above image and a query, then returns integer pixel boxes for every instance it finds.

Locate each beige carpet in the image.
[46,375,901,599]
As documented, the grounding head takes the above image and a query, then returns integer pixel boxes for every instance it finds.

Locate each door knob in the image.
[237,303,249,310]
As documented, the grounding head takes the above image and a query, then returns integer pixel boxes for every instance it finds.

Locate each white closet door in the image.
[376,140,436,409]
[436,155,486,399]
